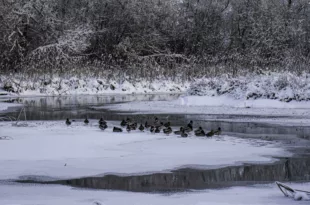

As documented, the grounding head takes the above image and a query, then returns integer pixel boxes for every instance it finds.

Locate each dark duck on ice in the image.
[113,127,123,132]
[84,117,89,125]
[66,118,71,126]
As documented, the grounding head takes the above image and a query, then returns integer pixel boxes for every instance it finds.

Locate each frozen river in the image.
[1,94,310,204]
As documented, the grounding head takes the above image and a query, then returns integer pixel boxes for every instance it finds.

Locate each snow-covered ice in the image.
[0,101,21,112]
[103,95,310,118]
[0,182,309,205]
[0,121,289,180]
[178,96,310,109]
[0,102,10,111]
[294,191,310,201]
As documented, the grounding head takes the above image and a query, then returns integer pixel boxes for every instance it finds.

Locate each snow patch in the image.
[294,192,310,201]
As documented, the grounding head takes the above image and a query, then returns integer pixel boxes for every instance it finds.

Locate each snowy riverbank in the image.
[188,72,310,102]
[2,72,310,101]
[0,120,288,180]
[0,75,189,96]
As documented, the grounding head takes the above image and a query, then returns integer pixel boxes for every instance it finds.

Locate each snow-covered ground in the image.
[1,182,309,205]
[0,120,289,180]
[102,95,310,118]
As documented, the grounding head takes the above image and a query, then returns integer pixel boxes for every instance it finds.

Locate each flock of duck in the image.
[65,117,221,137]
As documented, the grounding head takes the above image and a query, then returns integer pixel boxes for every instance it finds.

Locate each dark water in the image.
[0,94,181,120]
[2,94,310,140]
[2,94,310,192]
[16,156,310,192]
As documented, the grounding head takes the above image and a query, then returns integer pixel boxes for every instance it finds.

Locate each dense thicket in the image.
[1,0,310,79]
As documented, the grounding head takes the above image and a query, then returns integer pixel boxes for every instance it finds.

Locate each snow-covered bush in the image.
[188,72,310,102]
[0,74,188,96]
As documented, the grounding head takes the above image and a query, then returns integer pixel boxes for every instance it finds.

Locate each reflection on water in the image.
[16,156,310,192]
[4,94,181,109]
[1,94,181,121]
[2,93,310,140]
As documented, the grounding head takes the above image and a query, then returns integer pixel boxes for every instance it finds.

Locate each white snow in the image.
[294,192,310,201]
[0,120,289,180]
[0,182,309,205]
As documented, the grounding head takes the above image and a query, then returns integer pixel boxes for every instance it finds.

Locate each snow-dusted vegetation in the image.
[1,0,310,95]
[0,75,187,95]
[188,72,310,102]
[1,1,310,204]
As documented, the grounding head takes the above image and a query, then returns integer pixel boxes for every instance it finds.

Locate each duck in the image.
[145,121,151,129]
[99,123,108,130]
[120,119,127,127]
[84,117,89,124]
[130,122,137,130]
[187,120,193,130]
[154,117,159,124]
[113,126,123,132]
[99,118,106,125]
[174,127,184,135]
[195,129,206,137]
[164,121,171,128]
[126,124,131,132]
[214,127,221,135]
[206,129,215,137]
[155,122,164,129]
[182,120,193,132]
[152,117,161,127]
[150,126,155,133]
[65,118,71,126]
[155,126,161,133]
[194,127,203,135]
[181,130,188,138]
[163,127,172,135]
[126,117,132,124]
[139,124,144,131]
[184,126,193,133]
